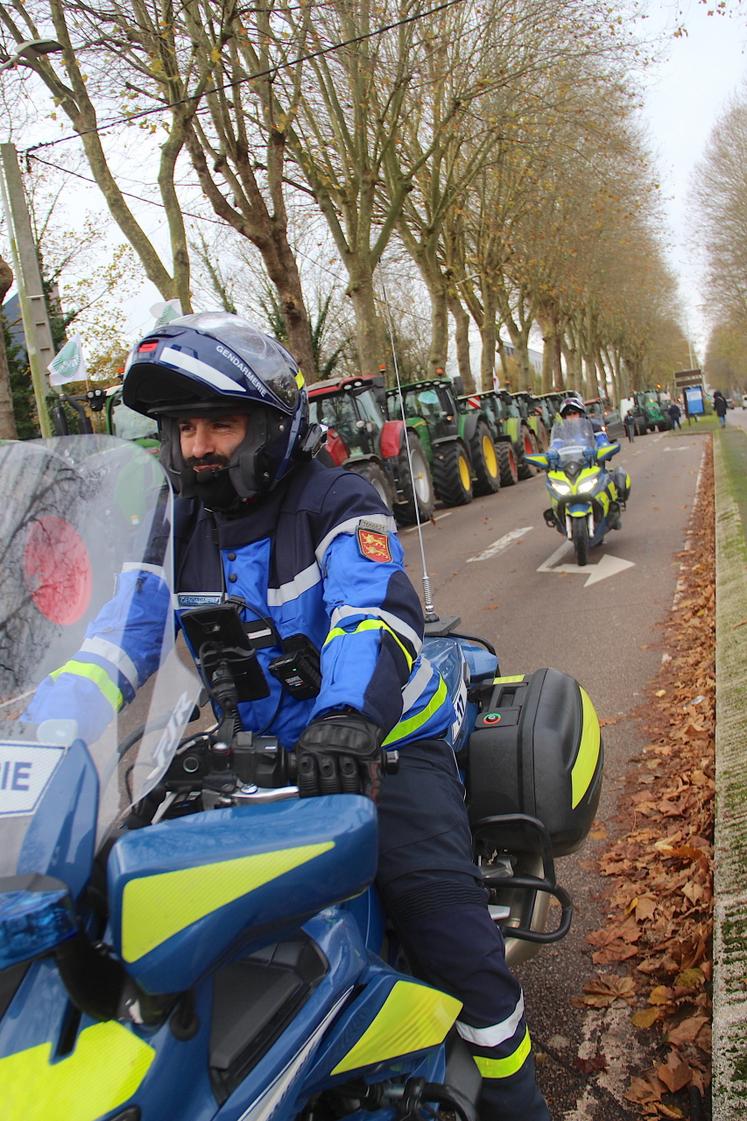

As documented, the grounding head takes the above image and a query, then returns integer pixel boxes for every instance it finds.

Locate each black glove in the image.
[295,712,385,800]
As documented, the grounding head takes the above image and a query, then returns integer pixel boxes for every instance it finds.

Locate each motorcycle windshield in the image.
[550,418,597,455]
[0,436,202,883]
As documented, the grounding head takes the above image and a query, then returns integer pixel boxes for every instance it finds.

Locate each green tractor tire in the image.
[393,434,436,525]
[469,420,501,496]
[432,440,473,507]
[497,441,519,486]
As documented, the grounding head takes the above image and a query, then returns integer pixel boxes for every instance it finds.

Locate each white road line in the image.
[466,526,534,563]
[401,511,453,534]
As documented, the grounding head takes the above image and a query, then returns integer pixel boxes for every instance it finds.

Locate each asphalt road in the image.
[399,426,710,1119]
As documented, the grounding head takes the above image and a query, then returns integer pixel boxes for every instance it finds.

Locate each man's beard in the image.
[184,455,241,511]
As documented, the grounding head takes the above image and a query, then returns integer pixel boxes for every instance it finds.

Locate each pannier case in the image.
[467,668,603,856]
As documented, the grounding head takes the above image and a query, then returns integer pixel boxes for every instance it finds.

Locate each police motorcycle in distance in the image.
[0,436,603,1121]
[526,417,630,567]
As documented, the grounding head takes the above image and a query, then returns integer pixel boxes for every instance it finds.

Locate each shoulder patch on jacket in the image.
[357,524,392,563]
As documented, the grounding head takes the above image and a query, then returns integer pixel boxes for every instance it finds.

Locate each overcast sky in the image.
[4,1,747,361]
[640,0,747,356]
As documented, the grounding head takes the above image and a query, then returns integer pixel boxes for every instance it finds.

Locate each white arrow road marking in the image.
[537,540,635,586]
[467,526,534,562]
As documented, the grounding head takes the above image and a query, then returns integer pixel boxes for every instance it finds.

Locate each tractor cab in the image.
[308,375,435,525]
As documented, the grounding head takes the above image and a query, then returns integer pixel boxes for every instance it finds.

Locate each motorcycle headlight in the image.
[550,480,572,496]
[577,476,599,494]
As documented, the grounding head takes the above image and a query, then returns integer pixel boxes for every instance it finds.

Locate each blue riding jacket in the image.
[26,461,454,751]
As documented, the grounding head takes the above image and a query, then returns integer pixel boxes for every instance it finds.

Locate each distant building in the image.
[501,341,543,374]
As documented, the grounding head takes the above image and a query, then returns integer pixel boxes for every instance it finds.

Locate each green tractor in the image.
[628,390,672,435]
[488,390,541,480]
[457,390,519,486]
[307,374,435,525]
[104,385,161,450]
[386,378,501,507]
[511,391,551,451]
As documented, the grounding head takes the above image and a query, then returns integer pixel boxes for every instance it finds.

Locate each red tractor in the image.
[307,375,435,525]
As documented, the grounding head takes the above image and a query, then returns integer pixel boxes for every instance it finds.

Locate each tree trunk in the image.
[0,257,17,441]
[448,293,474,391]
[347,269,387,377]
[478,285,497,392]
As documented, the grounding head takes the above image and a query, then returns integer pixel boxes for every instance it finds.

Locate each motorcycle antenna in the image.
[378,274,439,623]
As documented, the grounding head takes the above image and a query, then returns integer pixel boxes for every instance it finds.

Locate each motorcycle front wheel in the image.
[572,517,589,566]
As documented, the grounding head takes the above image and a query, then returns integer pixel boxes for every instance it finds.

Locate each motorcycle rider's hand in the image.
[295,711,384,801]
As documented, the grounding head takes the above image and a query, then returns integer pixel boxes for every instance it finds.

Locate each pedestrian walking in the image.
[624,410,636,442]
[713,391,728,428]
[667,401,682,430]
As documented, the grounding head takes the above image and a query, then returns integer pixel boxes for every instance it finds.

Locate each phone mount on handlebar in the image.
[181,605,270,703]
[181,604,270,744]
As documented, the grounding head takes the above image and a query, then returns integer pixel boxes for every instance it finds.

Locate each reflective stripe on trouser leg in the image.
[381,879,550,1121]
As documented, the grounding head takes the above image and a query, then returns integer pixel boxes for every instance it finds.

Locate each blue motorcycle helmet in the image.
[122,312,319,504]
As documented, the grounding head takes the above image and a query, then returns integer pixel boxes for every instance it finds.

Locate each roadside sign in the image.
[684,385,705,416]
[674,368,703,389]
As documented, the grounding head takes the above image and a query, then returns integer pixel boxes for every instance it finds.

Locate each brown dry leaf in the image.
[649,986,674,1005]
[633,895,658,921]
[626,1075,664,1105]
[574,1053,607,1074]
[666,1014,709,1046]
[657,1052,692,1093]
[574,973,636,1008]
[592,942,640,965]
[631,1006,663,1029]
[654,1105,686,1119]
[655,689,667,697]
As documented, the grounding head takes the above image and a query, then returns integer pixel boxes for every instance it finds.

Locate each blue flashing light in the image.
[0,887,77,969]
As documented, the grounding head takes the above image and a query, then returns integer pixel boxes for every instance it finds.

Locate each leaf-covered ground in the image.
[574,442,715,1119]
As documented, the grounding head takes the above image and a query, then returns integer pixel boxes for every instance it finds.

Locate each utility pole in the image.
[0,142,55,436]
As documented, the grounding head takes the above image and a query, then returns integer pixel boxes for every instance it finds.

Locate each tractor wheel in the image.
[432,441,473,507]
[349,461,395,510]
[572,517,589,566]
[517,428,539,480]
[470,420,501,495]
[393,434,436,525]
[497,441,519,487]
[534,420,550,450]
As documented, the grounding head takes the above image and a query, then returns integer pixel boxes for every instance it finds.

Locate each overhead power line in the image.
[22,0,465,156]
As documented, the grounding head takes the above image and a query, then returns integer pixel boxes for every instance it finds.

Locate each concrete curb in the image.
[712,428,747,1120]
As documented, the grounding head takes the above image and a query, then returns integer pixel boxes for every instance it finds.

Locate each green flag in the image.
[48,335,87,386]
[150,299,183,328]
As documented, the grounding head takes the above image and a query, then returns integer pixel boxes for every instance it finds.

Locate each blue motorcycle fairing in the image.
[423,635,497,753]
[108,796,378,994]
[567,503,592,517]
[215,910,423,1121]
[15,740,98,902]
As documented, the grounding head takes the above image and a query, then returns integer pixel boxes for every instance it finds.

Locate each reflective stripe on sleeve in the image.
[382,675,448,746]
[472,1027,532,1080]
[315,515,397,566]
[324,620,414,672]
[81,637,140,693]
[456,996,525,1048]
[330,604,421,656]
[400,659,433,711]
[121,562,166,577]
[267,561,322,607]
[49,659,123,712]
